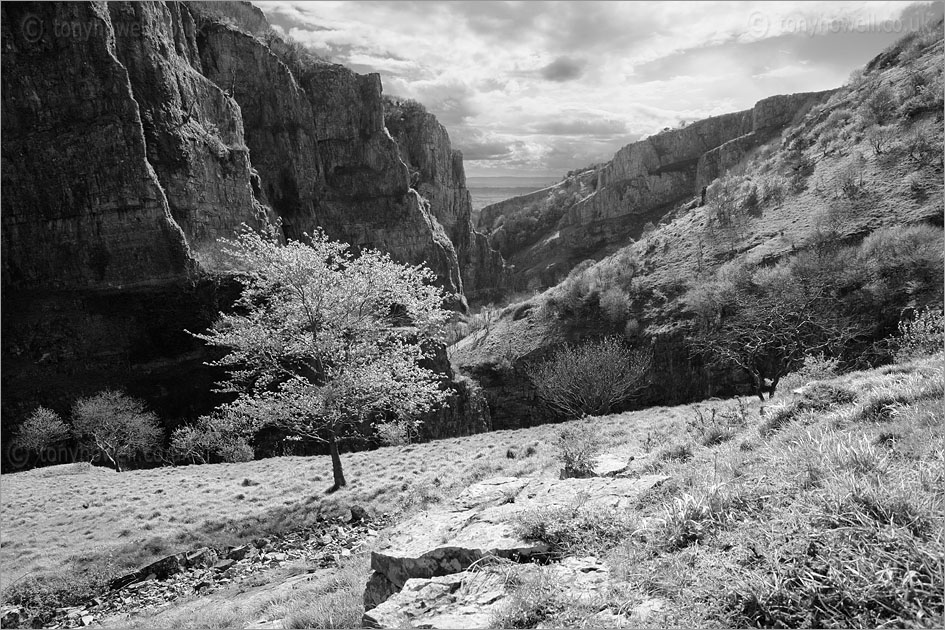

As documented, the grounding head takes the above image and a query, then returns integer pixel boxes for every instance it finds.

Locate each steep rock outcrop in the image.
[194,21,465,302]
[477,91,833,290]
[107,2,268,256]
[1,1,194,291]
[1,1,490,464]
[386,108,506,301]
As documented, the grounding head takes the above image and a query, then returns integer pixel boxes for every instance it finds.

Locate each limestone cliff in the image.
[477,91,833,289]
[193,19,464,303]
[385,105,506,302]
[1,0,491,464]
[1,2,195,291]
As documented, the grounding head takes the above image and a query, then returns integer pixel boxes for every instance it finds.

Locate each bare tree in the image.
[691,282,865,400]
[527,337,651,419]
[71,391,163,472]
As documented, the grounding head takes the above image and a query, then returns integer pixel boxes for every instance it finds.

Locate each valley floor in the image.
[2,354,943,628]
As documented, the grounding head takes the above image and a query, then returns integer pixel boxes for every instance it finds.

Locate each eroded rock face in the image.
[476,91,834,291]
[386,107,506,302]
[192,20,465,302]
[108,2,269,257]
[1,1,490,458]
[1,1,194,291]
[363,474,668,611]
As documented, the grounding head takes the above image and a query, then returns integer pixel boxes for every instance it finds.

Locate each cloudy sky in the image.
[255,1,943,178]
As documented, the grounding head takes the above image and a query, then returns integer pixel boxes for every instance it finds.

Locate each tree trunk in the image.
[328,433,346,491]
[105,450,122,472]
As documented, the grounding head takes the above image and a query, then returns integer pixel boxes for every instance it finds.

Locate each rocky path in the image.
[362,455,670,629]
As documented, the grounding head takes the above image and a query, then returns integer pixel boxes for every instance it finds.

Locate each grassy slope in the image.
[3,355,941,627]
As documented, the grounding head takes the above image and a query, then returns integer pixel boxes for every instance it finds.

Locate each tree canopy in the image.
[192,228,451,489]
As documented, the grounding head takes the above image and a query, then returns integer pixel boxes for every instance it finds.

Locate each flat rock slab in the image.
[592,447,637,477]
[363,556,615,629]
[365,475,667,609]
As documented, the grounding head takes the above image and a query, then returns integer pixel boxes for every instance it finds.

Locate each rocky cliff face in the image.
[477,91,833,290]
[193,19,464,302]
[1,2,195,291]
[1,0,492,464]
[385,106,506,302]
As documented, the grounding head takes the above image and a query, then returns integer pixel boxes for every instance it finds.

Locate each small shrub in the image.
[890,306,944,361]
[779,353,841,391]
[836,160,865,198]
[865,124,895,155]
[15,407,70,456]
[760,175,786,208]
[170,416,256,464]
[72,390,163,472]
[859,82,898,126]
[217,440,254,463]
[527,337,651,419]
[598,287,630,323]
[515,505,638,556]
[903,121,941,168]
[555,422,601,478]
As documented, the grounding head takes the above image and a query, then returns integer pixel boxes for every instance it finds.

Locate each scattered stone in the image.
[1,605,23,627]
[212,559,236,572]
[186,547,218,568]
[349,505,370,523]
[227,545,252,561]
[80,614,95,626]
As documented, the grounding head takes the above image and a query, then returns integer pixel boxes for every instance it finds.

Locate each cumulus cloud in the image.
[539,57,587,82]
[253,0,939,176]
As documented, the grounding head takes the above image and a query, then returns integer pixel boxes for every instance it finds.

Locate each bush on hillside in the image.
[779,353,841,392]
[889,306,944,361]
[170,412,259,465]
[554,422,601,478]
[527,337,652,419]
[15,407,71,457]
[599,287,630,323]
[865,124,896,155]
[859,82,899,126]
[71,391,163,472]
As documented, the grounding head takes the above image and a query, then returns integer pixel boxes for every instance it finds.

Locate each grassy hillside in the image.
[2,352,941,628]
[453,27,943,418]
